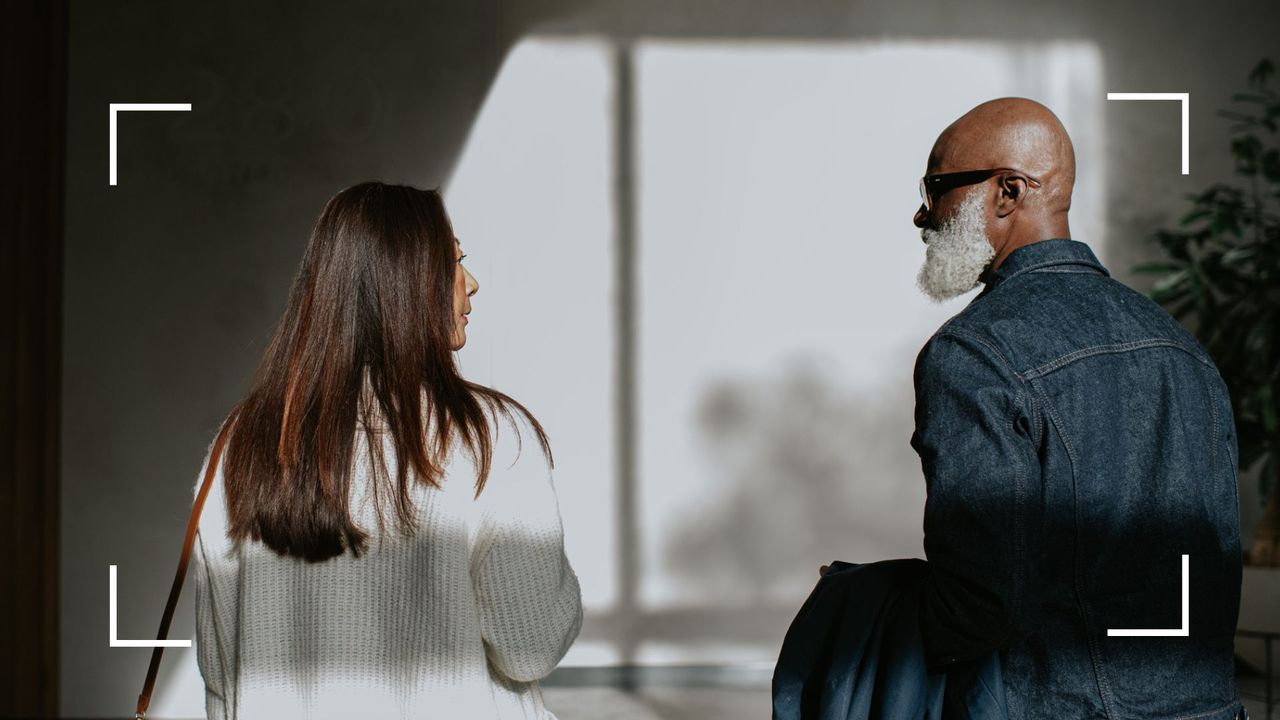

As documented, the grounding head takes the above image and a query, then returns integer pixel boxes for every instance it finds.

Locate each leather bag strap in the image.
[135,421,233,719]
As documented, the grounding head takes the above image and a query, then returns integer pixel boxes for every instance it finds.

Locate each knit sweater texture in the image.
[191,412,583,719]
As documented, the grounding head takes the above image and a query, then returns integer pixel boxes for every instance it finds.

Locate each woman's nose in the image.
[466,268,479,296]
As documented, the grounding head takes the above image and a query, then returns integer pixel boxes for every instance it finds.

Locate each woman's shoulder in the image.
[192,423,237,556]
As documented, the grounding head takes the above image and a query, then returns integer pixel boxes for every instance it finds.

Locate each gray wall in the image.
[61,1,502,714]
[61,0,1279,716]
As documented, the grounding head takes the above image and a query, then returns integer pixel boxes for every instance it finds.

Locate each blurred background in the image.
[4,1,1279,718]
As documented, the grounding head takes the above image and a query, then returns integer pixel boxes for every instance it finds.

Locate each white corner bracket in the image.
[1105,93,1190,175]
[1106,554,1189,637]
[108,103,192,186]
[109,564,191,648]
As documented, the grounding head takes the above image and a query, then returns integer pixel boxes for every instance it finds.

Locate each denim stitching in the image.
[936,325,1034,638]
[1209,373,1220,526]
[1023,339,1213,379]
[1010,387,1028,629]
[999,258,1108,284]
[1205,376,1247,718]
[1007,371,1034,636]
[937,328,1023,380]
[1029,394,1043,452]
[1011,341,1227,718]
[1032,380,1117,719]
[939,327,1034,663]
[943,251,1233,716]
[1168,699,1246,720]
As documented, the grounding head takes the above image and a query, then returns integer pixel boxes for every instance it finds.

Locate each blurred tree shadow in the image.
[664,360,925,605]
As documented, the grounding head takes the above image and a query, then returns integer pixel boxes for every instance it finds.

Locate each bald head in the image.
[914,98,1076,271]
[932,97,1075,212]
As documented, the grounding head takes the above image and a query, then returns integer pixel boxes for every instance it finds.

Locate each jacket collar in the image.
[979,238,1108,292]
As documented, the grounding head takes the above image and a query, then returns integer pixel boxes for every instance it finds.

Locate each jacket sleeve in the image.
[471,416,583,683]
[191,440,240,720]
[910,329,1035,668]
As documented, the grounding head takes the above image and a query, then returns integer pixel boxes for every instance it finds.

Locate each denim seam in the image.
[1210,374,1220,529]
[1166,699,1245,720]
[997,258,1108,285]
[936,328,1020,376]
[1011,388,1027,629]
[938,327,1031,645]
[1221,376,1244,692]
[1031,380,1117,720]
[1207,376,1245,713]
[936,328,1040,450]
[1205,380,1230,709]
[1029,394,1043,452]
[1022,339,1213,380]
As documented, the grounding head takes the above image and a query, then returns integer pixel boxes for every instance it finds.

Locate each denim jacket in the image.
[909,239,1243,719]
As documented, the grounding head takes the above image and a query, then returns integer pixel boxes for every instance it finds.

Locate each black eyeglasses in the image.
[919,168,1042,211]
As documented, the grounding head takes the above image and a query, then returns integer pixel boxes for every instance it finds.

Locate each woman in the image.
[191,182,581,719]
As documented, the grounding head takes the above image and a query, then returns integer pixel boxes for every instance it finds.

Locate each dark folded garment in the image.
[772,559,1007,720]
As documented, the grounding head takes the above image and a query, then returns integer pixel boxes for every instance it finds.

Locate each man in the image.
[909,98,1243,718]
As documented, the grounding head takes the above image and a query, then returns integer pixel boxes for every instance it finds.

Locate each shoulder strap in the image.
[135,421,234,719]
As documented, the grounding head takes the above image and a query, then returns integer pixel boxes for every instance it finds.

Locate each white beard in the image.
[916,188,995,302]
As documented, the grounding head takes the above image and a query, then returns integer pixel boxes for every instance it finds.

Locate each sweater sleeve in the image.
[470,415,583,683]
[191,438,240,720]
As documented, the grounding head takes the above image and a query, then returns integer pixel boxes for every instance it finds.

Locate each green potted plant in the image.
[1135,59,1280,567]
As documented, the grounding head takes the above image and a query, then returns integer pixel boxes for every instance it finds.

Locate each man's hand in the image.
[818,564,829,578]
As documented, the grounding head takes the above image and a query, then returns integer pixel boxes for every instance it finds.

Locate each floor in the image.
[543,687,773,720]
[1239,671,1276,719]
[543,679,1275,720]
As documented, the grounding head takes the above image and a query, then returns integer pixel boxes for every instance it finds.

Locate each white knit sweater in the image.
[191,412,582,719]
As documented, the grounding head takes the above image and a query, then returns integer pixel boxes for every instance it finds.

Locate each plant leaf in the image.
[1248,58,1275,89]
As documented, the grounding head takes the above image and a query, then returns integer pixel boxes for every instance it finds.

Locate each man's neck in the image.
[990,220,1072,271]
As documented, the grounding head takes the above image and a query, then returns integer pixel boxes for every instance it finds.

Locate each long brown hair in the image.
[220,182,549,562]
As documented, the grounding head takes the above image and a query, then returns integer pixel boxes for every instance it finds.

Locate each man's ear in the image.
[994,175,1029,218]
